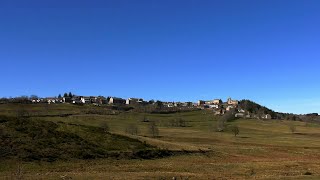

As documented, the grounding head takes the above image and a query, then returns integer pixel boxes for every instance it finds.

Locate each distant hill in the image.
[239,99,320,121]
[238,99,277,117]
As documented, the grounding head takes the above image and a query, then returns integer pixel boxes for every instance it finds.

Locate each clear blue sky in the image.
[1,0,320,114]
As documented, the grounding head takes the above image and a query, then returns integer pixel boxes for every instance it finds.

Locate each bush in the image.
[289,123,296,133]
[231,125,240,137]
[170,118,187,127]
[100,122,110,133]
[125,124,139,135]
[133,149,172,159]
[149,121,159,137]
[304,171,312,175]
[141,116,150,122]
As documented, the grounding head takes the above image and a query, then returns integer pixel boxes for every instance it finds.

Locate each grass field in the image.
[1,104,320,179]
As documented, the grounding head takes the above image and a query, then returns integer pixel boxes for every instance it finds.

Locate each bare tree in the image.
[100,122,110,133]
[149,121,159,137]
[217,110,235,132]
[12,161,24,180]
[176,112,186,127]
[216,118,225,132]
[231,125,239,137]
[170,118,187,127]
[142,115,150,122]
[289,123,296,133]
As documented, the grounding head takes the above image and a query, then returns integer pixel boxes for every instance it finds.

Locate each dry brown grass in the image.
[1,104,320,179]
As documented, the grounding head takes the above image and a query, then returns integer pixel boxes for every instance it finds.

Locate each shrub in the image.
[304,171,312,175]
[100,122,110,133]
[170,118,187,127]
[231,125,240,137]
[289,123,296,133]
[125,124,139,135]
[149,121,159,137]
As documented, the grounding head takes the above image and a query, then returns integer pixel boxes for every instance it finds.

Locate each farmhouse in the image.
[198,99,222,106]
[198,100,205,106]
[89,96,98,103]
[126,98,143,105]
[108,97,126,105]
[227,97,239,106]
[62,97,72,103]
[209,104,219,109]
[214,108,226,115]
[96,96,108,104]
[46,97,60,104]
[235,113,245,118]
[181,102,193,107]
[162,102,175,108]
[226,105,234,111]
[80,96,91,104]
[31,99,41,103]
[212,99,222,105]
[262,114,272,119]
[71,96,82,104]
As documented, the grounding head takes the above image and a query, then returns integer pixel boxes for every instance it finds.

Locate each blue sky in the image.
[1,0,320,114]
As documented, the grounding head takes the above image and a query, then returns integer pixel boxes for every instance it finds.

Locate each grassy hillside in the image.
[0,115,162,162]
[1,104,320,179]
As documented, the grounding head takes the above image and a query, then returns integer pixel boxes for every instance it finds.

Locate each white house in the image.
[126,98,143,105]
[262,114,272,119]
[235,113,245,118]
[31,99,40,103]
[212,99,222,105]
[209,104,219,109]
[226,105,234,111]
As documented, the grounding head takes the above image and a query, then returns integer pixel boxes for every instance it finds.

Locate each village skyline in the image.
[1,90,320,114]
[1,92,318,116]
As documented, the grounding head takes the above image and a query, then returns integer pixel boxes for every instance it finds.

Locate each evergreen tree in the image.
[155,101,163,108]
[68,92,73,97]
[63,93,68,97]
[149,99,155,104]
[58,94,62,98]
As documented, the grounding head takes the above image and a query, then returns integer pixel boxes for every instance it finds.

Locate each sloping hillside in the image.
[239,100,277,116]
[0,115,156,162]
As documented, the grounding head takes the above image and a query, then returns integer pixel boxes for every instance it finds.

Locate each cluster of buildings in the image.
[31,96,143,105]
[29,95,272,119]
[31,96,195,108]
[198,97,272,119]
[198,97,239,113]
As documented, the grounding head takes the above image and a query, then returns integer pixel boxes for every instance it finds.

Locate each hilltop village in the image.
[198,98,271,119]
[1,93,274,119]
